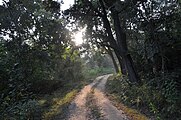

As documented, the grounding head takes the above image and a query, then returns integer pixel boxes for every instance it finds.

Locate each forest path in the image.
[66,74,129,120]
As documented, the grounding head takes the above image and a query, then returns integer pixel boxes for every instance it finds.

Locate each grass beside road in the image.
[34,67,114,119]
[105,75,149,120]
[35,80,86,120]
[39,89,78,120]
[83,67,114,81]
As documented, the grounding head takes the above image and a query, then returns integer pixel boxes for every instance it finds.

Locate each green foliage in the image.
[0,0,180,119]
[0,0,84,119]
[83,67,113,80]
[41,89,78,120]
[106,73,181,120]
[82,49,114,80]
[59,48,84,81]
[2,100,41,120]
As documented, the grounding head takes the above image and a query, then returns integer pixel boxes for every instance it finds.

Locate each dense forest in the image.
[0,0,180,120]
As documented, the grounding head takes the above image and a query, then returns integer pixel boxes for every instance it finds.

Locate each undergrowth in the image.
[106,73,181,120]
[39,89,78,120]
[83,67,114,81]
[35,78,90,120]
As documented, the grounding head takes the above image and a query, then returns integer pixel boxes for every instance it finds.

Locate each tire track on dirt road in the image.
[67,76,104,120]
[66,74,129,120]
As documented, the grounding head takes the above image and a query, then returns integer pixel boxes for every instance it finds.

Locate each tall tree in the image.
[0,0,83,118]
[65,0,141,83]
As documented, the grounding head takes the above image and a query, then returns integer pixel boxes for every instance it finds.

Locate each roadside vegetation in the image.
[0,0,113,119]
[106,74,181,120]
[0,0,180,119]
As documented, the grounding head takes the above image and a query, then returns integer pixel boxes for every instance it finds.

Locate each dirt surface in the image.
[66,75,129,120]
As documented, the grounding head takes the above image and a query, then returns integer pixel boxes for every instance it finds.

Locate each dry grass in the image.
[38,89,78,120]
[108,94,148,120]
[106,75,149,120]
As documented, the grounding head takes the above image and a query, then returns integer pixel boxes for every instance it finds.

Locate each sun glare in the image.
[73,28,85,45]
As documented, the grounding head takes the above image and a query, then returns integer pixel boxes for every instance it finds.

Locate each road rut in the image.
[67,75,129,120]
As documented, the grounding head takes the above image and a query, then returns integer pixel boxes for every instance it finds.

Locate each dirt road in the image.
[67,75,129,120]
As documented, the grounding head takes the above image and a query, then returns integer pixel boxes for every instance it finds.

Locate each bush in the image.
[1,100,41,120]
[83,67,114,80]
[106,73,181,120]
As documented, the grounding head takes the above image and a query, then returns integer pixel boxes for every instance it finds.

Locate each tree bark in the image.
[106,48,120,73]
[114,50,127,75]
[111,8,141,84]
[99,0,141,84]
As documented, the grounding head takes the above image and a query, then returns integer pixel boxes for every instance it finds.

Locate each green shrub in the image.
[1,100,41,120]
[83,67,114,80]
[106,73,181,120]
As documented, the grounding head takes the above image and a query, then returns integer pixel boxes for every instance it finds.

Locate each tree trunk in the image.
[106,48,120,73]
[111,8,141,84]
[99,0,126,75]
[99,0,141,84]
[123,54,140,83]
[114,50,127,75]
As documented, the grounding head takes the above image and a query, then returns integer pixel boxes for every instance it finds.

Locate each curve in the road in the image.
[67,74,129,120]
